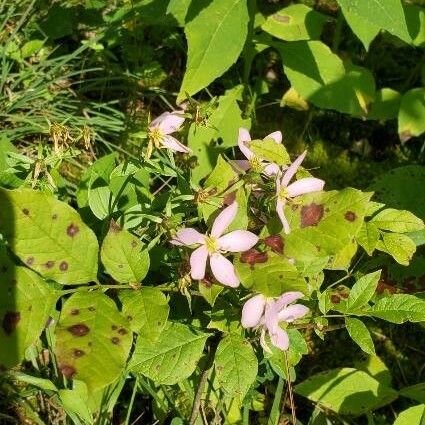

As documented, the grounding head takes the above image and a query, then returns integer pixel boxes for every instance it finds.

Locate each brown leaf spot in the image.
[240,249,268,266]
[26,256,35,266]
[70,309,79,316]
[330,295,341,304]
[273,13,291,23]
[111,325,118,330]
[44,260,55,269]
[109,219,122,233]
[344,211,356,222]
[59,261,68,271]
[22,208,30,216]
[67,324,90,337]
[118,328,128,335]
[66,223,79,237]
[127,315,133,321]
[88,307,95,312]
[111,337,120,345]
[131,240,138,248]
[52,213,58,220]
[59,364,76,379]
[264,235,284,254]
[2,312,21,335]
[301,203,324,228]
[73,349,85,358]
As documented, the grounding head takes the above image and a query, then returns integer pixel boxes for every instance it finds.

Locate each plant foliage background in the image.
[0,0,425,424]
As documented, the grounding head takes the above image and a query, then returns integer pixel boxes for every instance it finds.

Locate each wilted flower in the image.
[171,202,258,287]
[235,128,282,176]
[276,151,325,234]
[241,292,309,352]
[147,111,190,158]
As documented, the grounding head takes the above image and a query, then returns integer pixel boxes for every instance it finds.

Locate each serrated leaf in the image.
[376,233,416,266]
[178,0,249,101]
[295,368,397,415]
[249,139,290,166]
[371,208,424,233]
[345,318,375,355]
[398,88,425,142]
[55,292,132,391]
[357,222,380,255]
[214,333,257,401]
[394,405,425,425]
[0,188,99,285]
[368,294,425,323]
[119,288,169,341]
[346,271,380,311]
[101,222,149,284]
[130,322,208,385]
[261,4,326,41]
[335,0,411,44]
[0,253,57,368]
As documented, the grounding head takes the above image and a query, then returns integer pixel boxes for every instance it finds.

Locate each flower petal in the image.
[286,177,325,197]
[153,111,185,134]
[190,245,209,280]
[171,228,204,246]
[232,160,251,173]
[238,128,254,160]
[211,202,238,238]
[241,294,266,328]
[210,253,239,287]
[275,291,305,310]
[278,304,309,323]
[276,199,290,234]
[265,131,282,144]
[269,326,290,351]
[218,230,258,252]
[263,163,280,176]
[161,135,191,153]
[280,150,307,188]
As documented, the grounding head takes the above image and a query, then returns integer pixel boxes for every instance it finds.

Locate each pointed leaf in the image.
[346,271,380,311]
[345,318,376,355]
[368,294,425,323]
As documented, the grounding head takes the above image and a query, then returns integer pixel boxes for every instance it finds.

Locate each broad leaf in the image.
[368,88,401,120]
[249,139,290,166]
[371,208,424,233]
[55,292,132,391]
[357,222,380,255]
[0,188,99,285]
[368,294,425,323]
[398,88,425,142]
[178,0,249,101]
[376,233,416,266]
[393,405,425,425]
[215,333,258,401]
[346,271,380,311]
[119,288,169,341]
[130,322,208,385]
[101,222,150,284]
[399,383,425,404]
[345,318,375,355]
[295,368,397,415]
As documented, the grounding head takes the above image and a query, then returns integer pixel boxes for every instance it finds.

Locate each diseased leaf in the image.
[368,294,425,323]
[215,333,258,402]
[345,318,375,355]
[130,322,208,385]
[101,222,150,284]
[295,368,397,415]
[346,271,380,311]
[55,292,132,391]
[178,0,249,101]
[0,188,99,285]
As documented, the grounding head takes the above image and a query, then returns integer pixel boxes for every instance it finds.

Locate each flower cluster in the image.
[169,125,325,351]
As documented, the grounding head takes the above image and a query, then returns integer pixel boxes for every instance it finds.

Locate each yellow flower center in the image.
[148,127,164,148]
[278,187,288,200]
[204,236,218,253]
[249,156,263,173]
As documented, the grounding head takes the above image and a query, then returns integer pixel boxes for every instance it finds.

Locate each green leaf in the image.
[59,381,92,425]
[21,40,44,58]
[203,155,238,195]
[178,0,249,101]
[0,261,57,368]
[55,292,132,391]
[368,294,425,323]
[100,222,149,284]
[393,405,425,425]
[398,88,425,142]
[249,139,290,166]
[404,4,425,47]
[12,372,58,392]
[357,222,380,255]
[354,355,392,387]
[345,318,375,355]
[346,271,381,311]
[367,88,401,120]
[295,368,397,415]
[0,188,99,285]
[376,233,416,266]
[198,281,223,306]
[371,208,424,233]
[130,322,208,385]
[214,333,258,402]
[335,0,411,44]
[399,383,425,404]
[119,288,169,341]
[261,4,326,41]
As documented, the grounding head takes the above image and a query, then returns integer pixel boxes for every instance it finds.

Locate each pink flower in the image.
[171,202,258,287]
[241,292,309,352]
[276,151,325,234]
[234,128,282,176]
[147,111,190,157]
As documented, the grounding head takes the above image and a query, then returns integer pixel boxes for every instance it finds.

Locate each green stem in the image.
[242,405,250,425]
[268,377,284,425]
[124,376,139,425]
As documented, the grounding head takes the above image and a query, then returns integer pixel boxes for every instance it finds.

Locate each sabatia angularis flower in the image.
[147,111,190,158]
[235,128,282,176]
[171,202,258,287]
[241,292,309,352]
[276,151,325,234]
